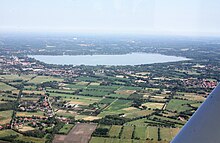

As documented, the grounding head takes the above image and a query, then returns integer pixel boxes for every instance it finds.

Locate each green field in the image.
[0,82,16,91]
[166,99,195,113]
[65,84,87,89]
[80,89,110,97]
[58,124,74,134]
[124,110,154,119]
[16,111,45,117]
[90,137,169,143]
[0,129,45,143]
[119,86,142,90]
[99,98,115,104]
[99,99,132,117]
[0,110,13,125]
[28,76,63,84]
[105,99,132,111]
[120,126,134,139]
[160,127,180,141]
[0,74,36,82]
[46,88,77,94]
[49,93,102,105]
[134,126,147,140]
[106,93,130,98]
[146,126,158,140]
[108,125,122,138]
[125,118,162,126]
[149,115,185,127]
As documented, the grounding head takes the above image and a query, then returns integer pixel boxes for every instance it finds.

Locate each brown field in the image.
[89,82,100,86]
[115,90,136,95]
[82,116,101,121]
[142,102,165,109]
[53,123,97,143]
[18,126,35,132]
[22,90,45,95]
[69,101,88,105]
[122,107,138,111]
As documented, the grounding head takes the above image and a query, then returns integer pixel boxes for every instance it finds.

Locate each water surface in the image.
[29,53,190,66]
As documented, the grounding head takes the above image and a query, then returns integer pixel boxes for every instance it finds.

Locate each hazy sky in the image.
[0,0,220,35]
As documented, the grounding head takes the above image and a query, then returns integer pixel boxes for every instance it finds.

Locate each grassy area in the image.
[0,110,13,125]
[0,129,20,137]
[124,110,154,119]
[28,76,63,84]
[120,126,134,139]
[65,84,87,89]
[0,74,35,82]
[18,126,35,132]
[16,111,45,118]
[22,90,45,95]
[105,99,132,111]
[80,89,110,97]
[0,82,16,91]
[108,125,122,138]
[149,115,185,126]
[76,76,98,82]
[142,102,165,110]
[125,118,161,126]
[166,99,195,113]
[119,86,142,90]
[46,88,77,94]
[0,129,45,143]
[160,127,180,141]
[90,137,169,143]
[106,93,130,98]
[147,126,158,140]
[99,99,132,117]
[56,110,76,117]
[134,126,147,140]
[99,98,115,104]
[49,93,102,105]
[58,124,74,134]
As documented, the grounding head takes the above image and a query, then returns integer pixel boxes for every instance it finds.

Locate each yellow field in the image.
[82,116,101,121]
[142,102,165,109]
[18,126,35,132]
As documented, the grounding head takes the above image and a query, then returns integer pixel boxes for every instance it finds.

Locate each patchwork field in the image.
[0,70,208,143]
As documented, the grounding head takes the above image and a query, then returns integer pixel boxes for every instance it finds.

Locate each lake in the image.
[29,53,190,66]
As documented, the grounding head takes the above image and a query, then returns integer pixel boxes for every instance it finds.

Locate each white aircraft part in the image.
[171,84,220,143]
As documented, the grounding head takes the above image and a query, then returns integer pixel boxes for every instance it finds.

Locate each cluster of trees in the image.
[92,128,109,137]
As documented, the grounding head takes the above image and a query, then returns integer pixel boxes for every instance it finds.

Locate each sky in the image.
[0,0,220,36]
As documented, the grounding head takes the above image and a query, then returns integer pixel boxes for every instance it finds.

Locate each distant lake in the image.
[29,53,190,66]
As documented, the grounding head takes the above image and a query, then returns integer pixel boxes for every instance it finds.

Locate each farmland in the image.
[1,39,219,143]
[0,71,209,143]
